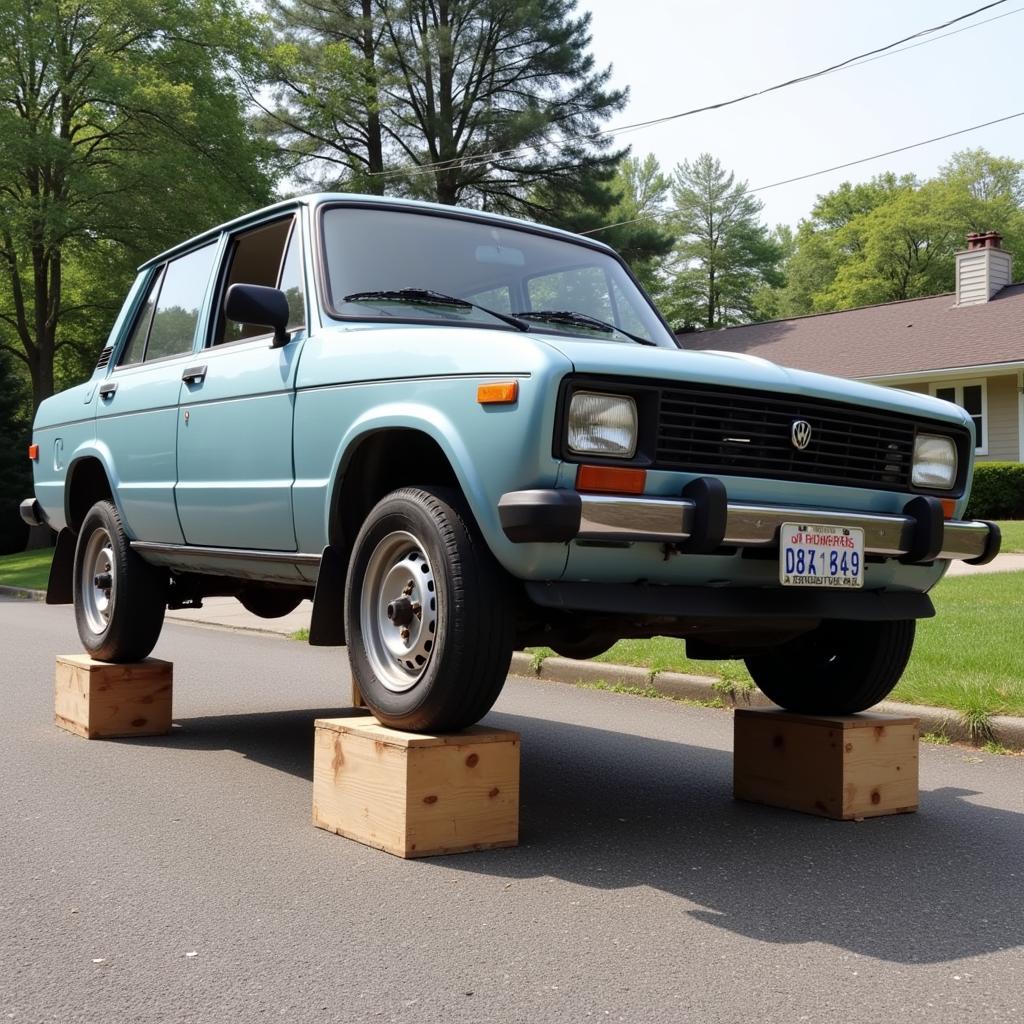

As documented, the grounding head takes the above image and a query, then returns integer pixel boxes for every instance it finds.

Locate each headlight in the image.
[912,433,957,489]
[568,392,638,458]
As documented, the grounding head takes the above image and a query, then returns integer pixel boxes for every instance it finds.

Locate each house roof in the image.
[683,283,1024,379]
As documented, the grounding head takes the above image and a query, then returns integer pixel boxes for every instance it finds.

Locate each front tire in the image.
[73,500,167,662]
[344,486,514,732]
[744,619,915,714]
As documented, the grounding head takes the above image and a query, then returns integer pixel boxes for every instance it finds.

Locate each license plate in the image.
[779,523,864,588]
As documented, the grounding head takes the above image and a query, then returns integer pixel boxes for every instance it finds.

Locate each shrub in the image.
[965,462,1024,519]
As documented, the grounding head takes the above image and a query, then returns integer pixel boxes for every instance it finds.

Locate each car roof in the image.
[138,193,616,271]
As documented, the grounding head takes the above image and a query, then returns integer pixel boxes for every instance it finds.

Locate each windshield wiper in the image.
[342,288,530,332]
[510,309,656,346]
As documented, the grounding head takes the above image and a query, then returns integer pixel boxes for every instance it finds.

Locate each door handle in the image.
[182,365,207,384]
[98,382,117,399]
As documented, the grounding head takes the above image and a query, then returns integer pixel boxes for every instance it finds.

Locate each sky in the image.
[581,0,1024,231]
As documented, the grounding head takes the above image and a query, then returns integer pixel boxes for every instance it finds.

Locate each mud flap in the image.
[309,544,346,646]
[45,529,76,605]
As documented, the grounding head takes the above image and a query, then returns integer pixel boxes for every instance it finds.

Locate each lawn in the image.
[531,570,1024,718]
[0,548,53,590]
[998,520,1024,553]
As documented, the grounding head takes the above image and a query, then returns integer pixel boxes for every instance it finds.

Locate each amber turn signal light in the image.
[28,444,39,461]
[940,497,957,519]
[477,381,518,404]
[576,464,646,495]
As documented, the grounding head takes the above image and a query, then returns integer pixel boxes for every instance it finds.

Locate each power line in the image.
[838,4,1023,73]
[581,110,1024,236]
[365,0,1011,183]
[749,110,1024,193]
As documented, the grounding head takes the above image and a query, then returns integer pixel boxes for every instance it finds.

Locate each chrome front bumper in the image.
[498,487,1001,565]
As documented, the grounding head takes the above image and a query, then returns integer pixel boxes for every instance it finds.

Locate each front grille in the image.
[655,384,918,490]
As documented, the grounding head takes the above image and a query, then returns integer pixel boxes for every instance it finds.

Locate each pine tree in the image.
[259,0,627,217]
[662,154,782,329]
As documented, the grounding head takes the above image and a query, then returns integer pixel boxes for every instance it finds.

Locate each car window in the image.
[119,267,164,366]
[278,221,305,332]
[466,284,512,313]
[145,243,218,361]
[320,207,676,346]
[526,265,614,321]
[216,216,296,345]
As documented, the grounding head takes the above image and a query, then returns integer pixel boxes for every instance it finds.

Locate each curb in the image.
[508,652,1024,752]
[0,585,45,601]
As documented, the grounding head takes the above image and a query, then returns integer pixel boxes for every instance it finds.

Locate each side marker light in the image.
[477,381,519,404]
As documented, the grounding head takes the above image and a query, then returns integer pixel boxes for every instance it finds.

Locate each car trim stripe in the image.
[131,541,321,565]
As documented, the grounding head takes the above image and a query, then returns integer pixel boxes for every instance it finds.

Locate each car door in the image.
[174,212,306,551]
[94,243,219,543]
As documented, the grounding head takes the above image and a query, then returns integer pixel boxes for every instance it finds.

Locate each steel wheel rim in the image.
[360,530,439,693]
[80,527,116,636]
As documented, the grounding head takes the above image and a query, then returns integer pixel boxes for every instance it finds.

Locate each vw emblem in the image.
[791,420,812,450]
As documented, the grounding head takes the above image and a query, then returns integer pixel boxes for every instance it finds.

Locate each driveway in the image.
[2,598,1022,1023]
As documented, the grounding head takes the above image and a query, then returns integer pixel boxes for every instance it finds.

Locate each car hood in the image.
[534,335,972,428]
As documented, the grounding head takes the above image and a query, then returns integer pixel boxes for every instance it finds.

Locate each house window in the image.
[932,381,987,455]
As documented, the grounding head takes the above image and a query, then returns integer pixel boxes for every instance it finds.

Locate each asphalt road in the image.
[2,597,1022,1024]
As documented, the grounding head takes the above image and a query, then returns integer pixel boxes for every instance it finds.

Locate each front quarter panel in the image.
[292,325,573,578]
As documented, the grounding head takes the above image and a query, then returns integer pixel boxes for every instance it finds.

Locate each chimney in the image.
[955,231,1013,306]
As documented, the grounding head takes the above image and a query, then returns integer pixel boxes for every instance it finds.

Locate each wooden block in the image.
[55,654,173,739]
[734,708,918,820]
[313,716,519,858]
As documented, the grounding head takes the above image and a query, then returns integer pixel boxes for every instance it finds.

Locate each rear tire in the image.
[744,619,915,714]
[344,486,514,732]
[73,500,167,662]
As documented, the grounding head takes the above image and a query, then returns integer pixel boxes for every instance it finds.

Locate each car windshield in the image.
[320,205,675,347]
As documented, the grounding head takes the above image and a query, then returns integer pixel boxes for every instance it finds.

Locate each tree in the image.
[763,151,1024,318]
[529,152,675,293]
[257,0,627,218]
[0,0,274,409]
[599,154,675,294]
[0,350,30,553]
[661,154,782,329]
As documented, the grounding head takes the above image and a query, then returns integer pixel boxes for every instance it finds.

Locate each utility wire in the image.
[836,4,1023,73]
[365,0,1011,183]
[581,110,1024,236]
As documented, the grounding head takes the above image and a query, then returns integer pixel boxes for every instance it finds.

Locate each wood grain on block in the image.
[312,716,520,858]
[54,654,172,739]
[734,708,919,820]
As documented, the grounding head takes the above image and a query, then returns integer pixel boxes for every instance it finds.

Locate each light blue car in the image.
[23,194,1000,731]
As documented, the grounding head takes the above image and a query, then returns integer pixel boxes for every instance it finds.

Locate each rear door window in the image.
[119,267,164,366]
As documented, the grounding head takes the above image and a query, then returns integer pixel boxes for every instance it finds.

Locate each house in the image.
[682,232,1024,463]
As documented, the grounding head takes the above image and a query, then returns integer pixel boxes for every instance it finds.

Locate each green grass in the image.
[0,548,53,590]
[529,571,1024,719]
[996,520,1024,553]
[531,638,754,685]
[892,571,1024,717]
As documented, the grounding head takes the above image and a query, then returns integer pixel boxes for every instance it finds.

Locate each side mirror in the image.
[225,283,291,349]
